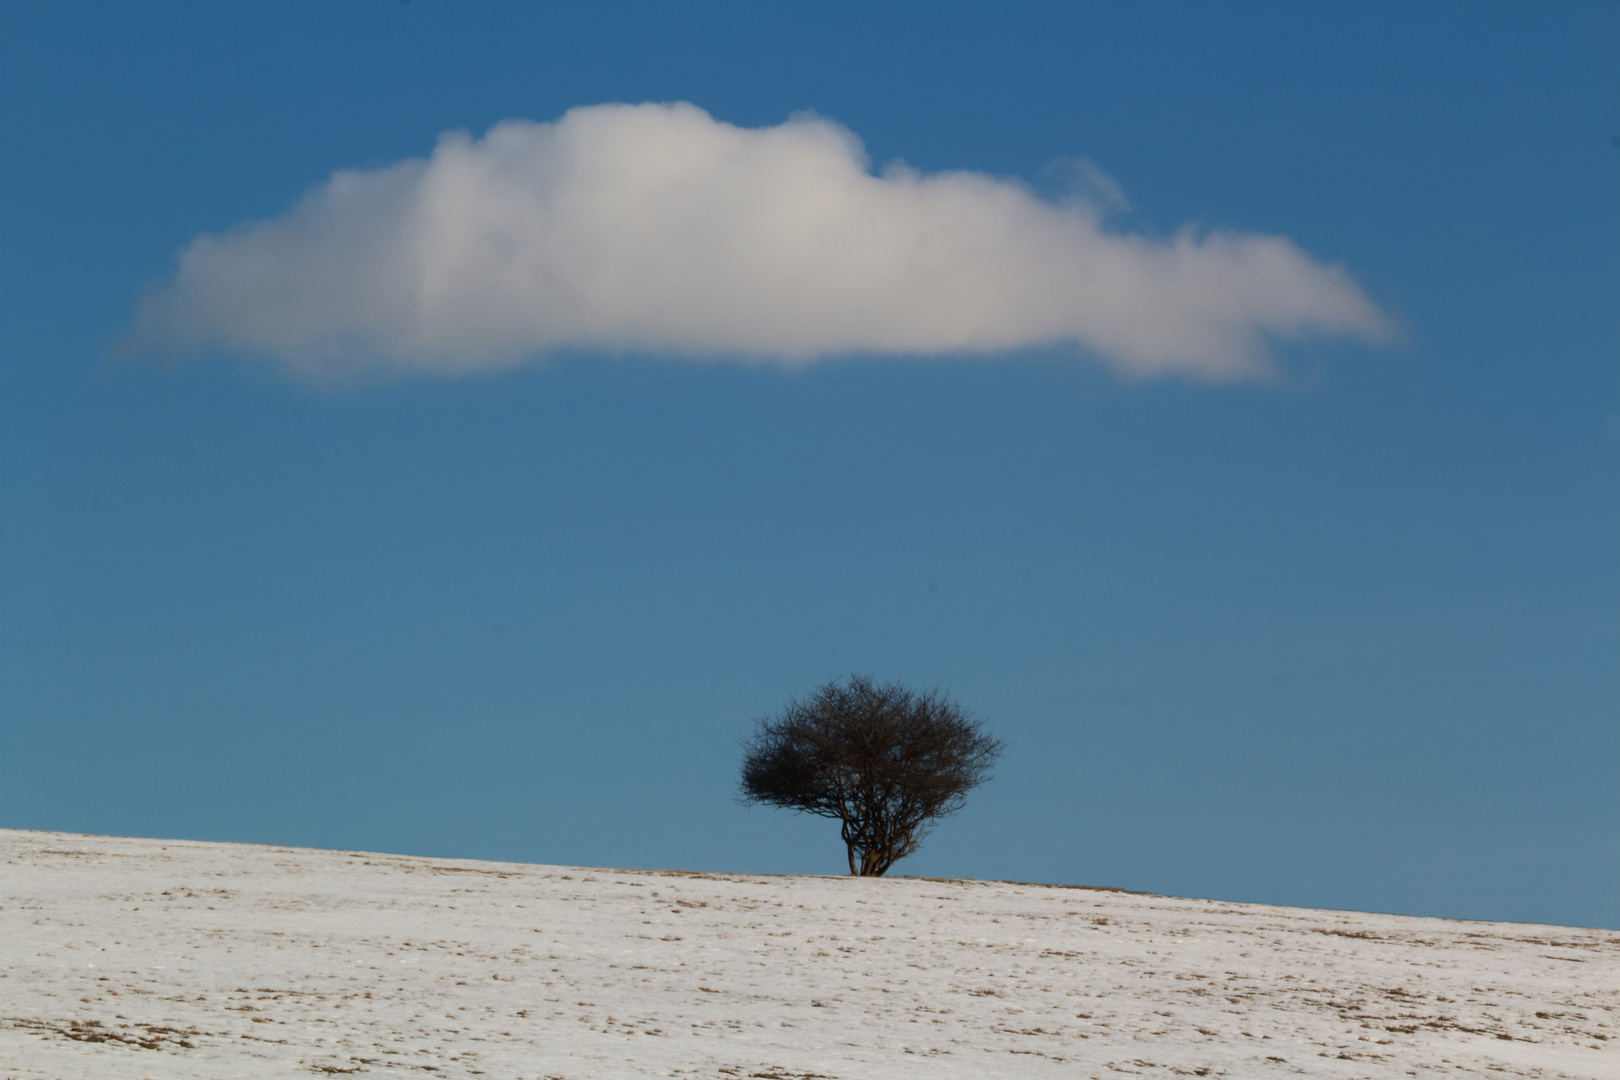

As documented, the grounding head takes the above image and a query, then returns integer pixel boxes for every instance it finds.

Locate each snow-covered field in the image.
[1,830,1613,1079]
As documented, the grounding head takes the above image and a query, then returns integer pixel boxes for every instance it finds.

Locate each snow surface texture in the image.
[1,830,1614,1079]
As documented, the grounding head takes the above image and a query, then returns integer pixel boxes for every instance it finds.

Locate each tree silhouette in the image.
[739,675,1003,876]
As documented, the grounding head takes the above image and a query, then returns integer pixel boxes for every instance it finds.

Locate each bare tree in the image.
[739,675,1003,876]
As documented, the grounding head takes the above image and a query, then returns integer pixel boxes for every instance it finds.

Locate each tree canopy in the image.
[739,675,1003,876]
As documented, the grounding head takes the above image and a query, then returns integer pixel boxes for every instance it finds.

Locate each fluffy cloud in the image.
[131,102,1390,380]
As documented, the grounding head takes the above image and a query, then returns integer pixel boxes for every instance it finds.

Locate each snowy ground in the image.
[1,830,1613,1079]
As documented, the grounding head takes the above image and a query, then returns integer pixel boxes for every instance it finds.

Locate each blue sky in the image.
[1,2,1615,928]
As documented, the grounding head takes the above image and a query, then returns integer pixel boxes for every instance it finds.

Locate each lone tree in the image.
[739,675,1003,876]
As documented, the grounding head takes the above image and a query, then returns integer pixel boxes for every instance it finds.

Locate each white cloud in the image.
[131,102,1390,380]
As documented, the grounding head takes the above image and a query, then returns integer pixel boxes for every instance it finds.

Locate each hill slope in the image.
[1,829,1613,1078]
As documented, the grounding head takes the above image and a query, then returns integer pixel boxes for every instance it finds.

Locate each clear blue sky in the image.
[1,1,1615,928]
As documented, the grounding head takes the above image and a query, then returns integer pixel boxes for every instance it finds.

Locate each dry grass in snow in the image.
[1,829,1614,1078]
